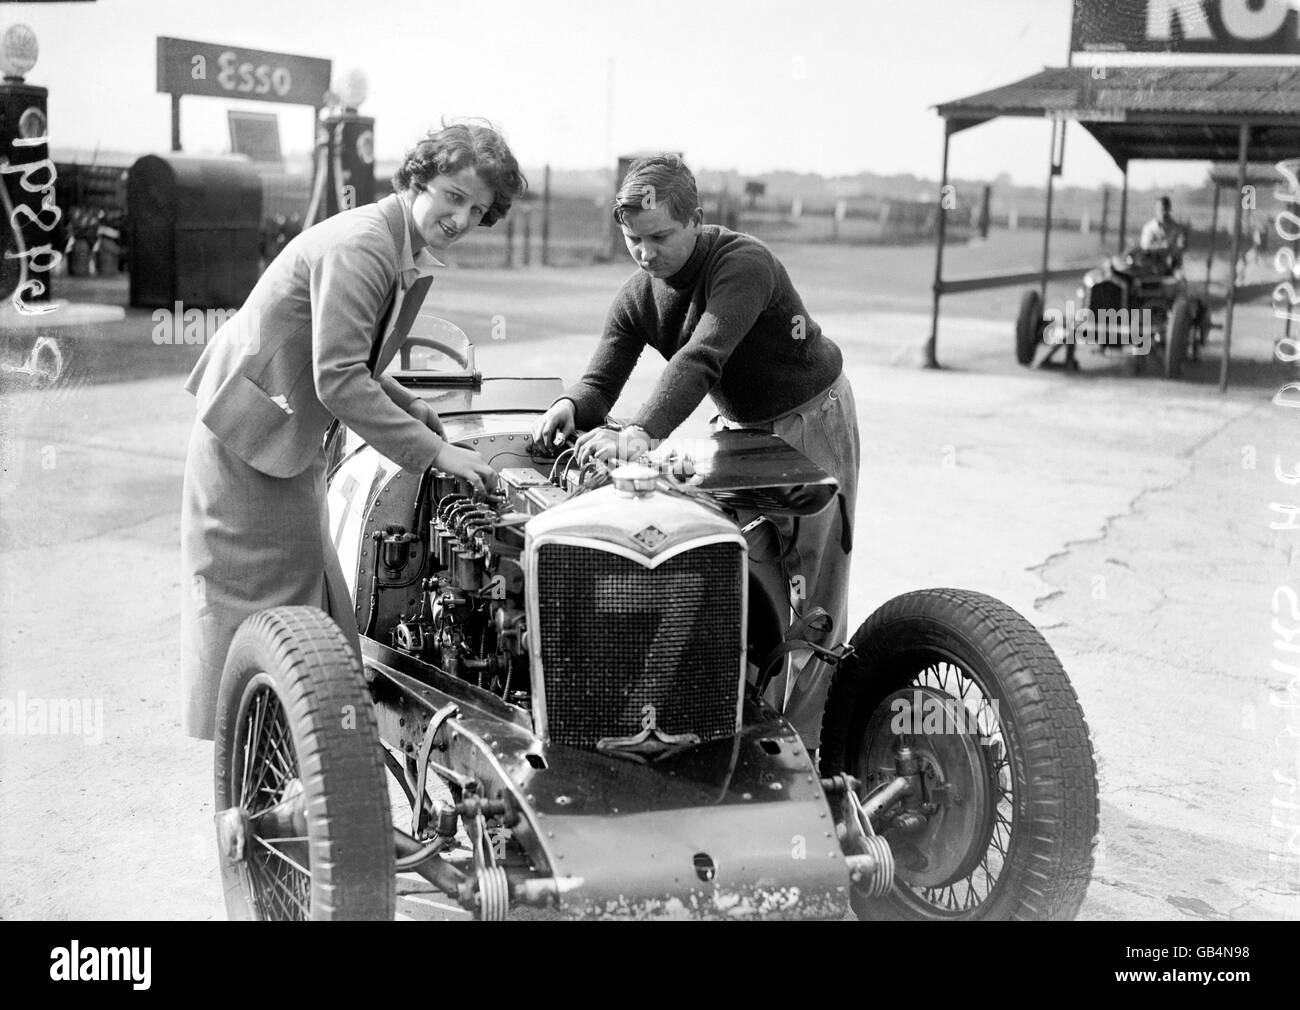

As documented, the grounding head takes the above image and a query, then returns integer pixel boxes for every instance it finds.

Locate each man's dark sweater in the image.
[562,225,843,438]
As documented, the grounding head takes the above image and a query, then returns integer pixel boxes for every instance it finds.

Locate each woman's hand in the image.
[532,399,576,453]
[411,399,447,438]
[433,442,497,494]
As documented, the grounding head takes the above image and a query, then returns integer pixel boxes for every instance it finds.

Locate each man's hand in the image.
[532,399,576,453]
[574,425,653,468]
[432,442,497,495]
[411,398,447,438]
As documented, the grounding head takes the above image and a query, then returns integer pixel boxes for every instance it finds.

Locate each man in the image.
[1139,195,1188,268]
[181,123,518,739]
[532,154,860,756]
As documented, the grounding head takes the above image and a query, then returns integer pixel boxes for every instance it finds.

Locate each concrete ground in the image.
[1,236,1297,920]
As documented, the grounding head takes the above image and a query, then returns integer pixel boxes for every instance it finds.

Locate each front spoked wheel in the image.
[225,682,314,918]
[213,607,395,920]
[821,589,1099,920]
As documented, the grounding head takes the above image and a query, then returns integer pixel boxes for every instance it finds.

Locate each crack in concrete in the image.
[1091,874,1162,904]
[1028,399,1267,615]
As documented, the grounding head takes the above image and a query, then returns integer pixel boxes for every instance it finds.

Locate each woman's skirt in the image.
[180,419,359,740]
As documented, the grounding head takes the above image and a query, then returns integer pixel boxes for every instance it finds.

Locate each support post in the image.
[541,164,551,267]
[1219,123,1250,393]
[1205,182,1221,288]
[925,124,952,369]
[170,93,182,152]
[1118,163,1129,253]
[312,105,322,185]
[1099,185,1110,246]
[1039,119,1061,301]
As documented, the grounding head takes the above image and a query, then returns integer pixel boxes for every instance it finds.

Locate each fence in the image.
[732,197,977,247]
[256,174,611,268]
[436,191,610,268]
[58,162,1252,275]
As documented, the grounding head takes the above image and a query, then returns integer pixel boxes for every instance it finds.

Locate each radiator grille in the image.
[536,541,743,749]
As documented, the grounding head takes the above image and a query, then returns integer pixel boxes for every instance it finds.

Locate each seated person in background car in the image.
[531,153,861,757]
[1139,195,1188,270]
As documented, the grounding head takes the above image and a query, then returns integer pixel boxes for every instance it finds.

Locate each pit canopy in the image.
[937,65,1300,163]
[927,64,1300,390]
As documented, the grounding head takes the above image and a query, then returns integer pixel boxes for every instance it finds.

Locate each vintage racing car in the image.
[1016,246,1210,379]
[211,316,1100,921]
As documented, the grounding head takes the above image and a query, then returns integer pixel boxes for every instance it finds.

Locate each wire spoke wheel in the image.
[821,589,1099,921]
[231,684,312,919]
[857,661,1013,917]
[214,607,396,921]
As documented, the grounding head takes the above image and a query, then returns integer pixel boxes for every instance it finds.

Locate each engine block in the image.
[333,443,749,754]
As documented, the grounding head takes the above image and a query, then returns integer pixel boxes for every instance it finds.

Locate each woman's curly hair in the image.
[393,119,527,227]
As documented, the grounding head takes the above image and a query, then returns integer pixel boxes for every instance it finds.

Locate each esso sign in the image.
[217,51,292,98]
[156,37,332,108]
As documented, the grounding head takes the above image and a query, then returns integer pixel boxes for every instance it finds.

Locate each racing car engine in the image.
[372,478,532,704]
[353,453,748,756]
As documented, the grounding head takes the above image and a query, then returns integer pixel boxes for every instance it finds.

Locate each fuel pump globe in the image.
[339,68,368,110]
[0,24,38,81]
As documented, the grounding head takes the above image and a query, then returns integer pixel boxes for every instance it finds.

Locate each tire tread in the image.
[822,588,1099,921]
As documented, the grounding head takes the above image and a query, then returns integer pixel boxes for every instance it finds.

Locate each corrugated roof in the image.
[936,65,1300,165]
[939,65,1300,119]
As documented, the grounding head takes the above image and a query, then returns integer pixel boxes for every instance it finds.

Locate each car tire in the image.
[213,606,395,921]
[1165,297,1194,379]
[1015,290,1043,367]
[820,588,1099,921]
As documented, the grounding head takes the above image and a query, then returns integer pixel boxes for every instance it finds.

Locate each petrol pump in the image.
[304,69,375,227]
[0,22,53,304]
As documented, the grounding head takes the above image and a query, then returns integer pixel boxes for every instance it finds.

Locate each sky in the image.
[9,0,1299,188]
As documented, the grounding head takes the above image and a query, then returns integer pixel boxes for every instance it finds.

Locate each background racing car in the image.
[1015,246,1211,379]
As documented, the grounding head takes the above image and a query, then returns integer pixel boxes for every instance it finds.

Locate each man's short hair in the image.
[1158,196,1172,213]
[392,118,527,228]
[612,154,699,227]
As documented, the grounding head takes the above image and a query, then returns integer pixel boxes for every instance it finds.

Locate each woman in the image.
[180,121,524,740]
